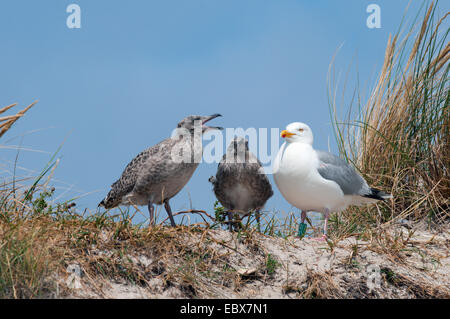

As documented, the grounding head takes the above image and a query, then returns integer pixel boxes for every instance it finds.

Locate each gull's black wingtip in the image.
[208,176,216,184]
[363,188,392,201]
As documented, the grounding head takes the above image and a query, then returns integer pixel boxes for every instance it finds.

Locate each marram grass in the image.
[328,1,449,239]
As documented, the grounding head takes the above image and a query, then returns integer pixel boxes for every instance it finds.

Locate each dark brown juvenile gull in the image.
[209,137,273,231]
[99,114,223,227]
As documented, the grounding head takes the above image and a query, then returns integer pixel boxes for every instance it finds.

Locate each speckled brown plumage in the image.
[209,137,273,219]
[99,137,196,208]
[99,114,222,226]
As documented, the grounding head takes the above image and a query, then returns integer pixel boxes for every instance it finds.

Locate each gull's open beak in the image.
[281,130,295,138]
[202,114,223,130]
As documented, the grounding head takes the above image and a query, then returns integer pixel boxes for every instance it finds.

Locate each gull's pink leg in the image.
[310,209,330,241]
[148,201,155,227]
[301,210,306,223]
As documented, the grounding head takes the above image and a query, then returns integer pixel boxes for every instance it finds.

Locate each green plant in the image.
[265,253,280,276]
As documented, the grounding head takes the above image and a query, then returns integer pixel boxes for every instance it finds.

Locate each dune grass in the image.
[0,185,272,298]
[327,1,449,239]
[0,102,37,139]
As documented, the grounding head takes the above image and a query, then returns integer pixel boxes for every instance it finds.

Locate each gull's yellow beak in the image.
[281,130,295,138]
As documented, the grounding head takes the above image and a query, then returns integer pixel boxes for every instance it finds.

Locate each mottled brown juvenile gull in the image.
[99,114,223,227]
[209,137,273,231]
[273,122,392,241]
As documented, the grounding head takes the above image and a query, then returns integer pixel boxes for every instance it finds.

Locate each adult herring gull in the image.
[272,122,391,241]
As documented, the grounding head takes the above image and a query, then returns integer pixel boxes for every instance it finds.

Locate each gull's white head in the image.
[280,122,313,145]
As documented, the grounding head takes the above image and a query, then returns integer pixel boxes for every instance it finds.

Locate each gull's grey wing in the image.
[315,150,370,196]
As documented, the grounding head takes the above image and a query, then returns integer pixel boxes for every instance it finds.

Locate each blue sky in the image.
[0,1,444,225]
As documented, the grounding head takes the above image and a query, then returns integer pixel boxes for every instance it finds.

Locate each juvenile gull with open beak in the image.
[99,114,223,226]
[273,122,391,240]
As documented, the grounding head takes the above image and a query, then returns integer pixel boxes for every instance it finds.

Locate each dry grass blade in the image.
[0,101,38,138]
[300,270,344,299]
[381,266,450,298]
[0,103,18,115]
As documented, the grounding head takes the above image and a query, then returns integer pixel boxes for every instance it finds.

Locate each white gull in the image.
[272,122,391,241]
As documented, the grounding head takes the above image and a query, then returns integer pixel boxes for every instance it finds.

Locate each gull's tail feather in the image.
[98,199,106,208]
[208,176,216,184]
[363,187,392,201]
[99,179,133,209]
[98,196,118,209]
[98,190,121,209]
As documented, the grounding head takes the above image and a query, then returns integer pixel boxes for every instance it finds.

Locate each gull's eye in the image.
[298,128,304,132]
